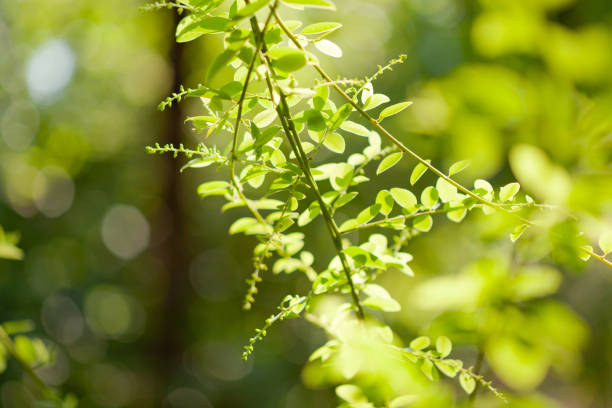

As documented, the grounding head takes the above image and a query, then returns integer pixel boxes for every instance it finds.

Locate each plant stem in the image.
[469,349,485,405]
[247,12,365,319]
[228,4,277,227]
[584,249,612,268]
[271,10,507,213]
[341,209,447,234]
[271,9,612,271]
[0,326,62,404]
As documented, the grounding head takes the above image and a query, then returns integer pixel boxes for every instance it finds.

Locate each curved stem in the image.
[247,13,365,319]
[271,10,509,213]
[0,326,62,404]
[228,5,277,227]
[271,9,612,271]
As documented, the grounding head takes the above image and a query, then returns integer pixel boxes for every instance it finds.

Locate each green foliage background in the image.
[0,0,611,407]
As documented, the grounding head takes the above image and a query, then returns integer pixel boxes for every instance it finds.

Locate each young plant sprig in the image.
[147,0,611,404]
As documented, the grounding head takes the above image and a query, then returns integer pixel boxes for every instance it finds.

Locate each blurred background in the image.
[0,0,611,407]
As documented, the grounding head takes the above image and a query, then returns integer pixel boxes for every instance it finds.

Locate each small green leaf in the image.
[420,359,438,381]
[413,215,433,232]
[376,152,403,175]
[298,203,321,226]
[448,159,471,176]
[420,186,439,209]
[234,0,271,19]
[323,132,345,153]
[334,192,358,209]
[436,178,458,203]
[329,104,353,131]
[390,188,417,211]
[336,384,367,403]
[599,231,612,254]
[410,162,429,185]
[356,205,381,225]
[340,120,370,137]
[301,22,342,35]
[253,109,277,127]
[363,284,401,312]
[378,101,413,122]
[313,84,329,110]
[447,207,467,223]
[435,336,452,357]
[435,360,461,378]
[389,395,417,408]
[499,182,520,203]
[510,223,529,242]
[176,15,232,43]
[315,39,342,58]
[364,94,390,111]
[268,47,307,72]
[459,372,476,394]
[207,49,238,83]
[376,190,394,216]
[197,181,231,197]
[282,0,336,9]
[409,336,430,350]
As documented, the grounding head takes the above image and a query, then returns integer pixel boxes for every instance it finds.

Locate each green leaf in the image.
[197,181,231,197]
[314,39,342,58]
[234,0,271,19]
[298,203,321,227]
[420,186,439,209]
[313,84,329,110]
[420,359,438,381]
[176,15,232,43]
[323,132,345,153]
[599,231,612,254]
[435,360,461,378]
[336,384,367,404]
[413,215,433,232]
[334,192,358,209]
[378,101,413,122]
[376,190,394,216]
[340,120,370,137]
[268,47,307,72]
[448,159,471,176]
[499,182,520,203]
[364,94,390,111]
[390,188,417,211]
[229,217,257,235]
[389,395,417,408]
[253,109,277,127]
[376,152,403,175]
[282,0,336,10]
[409,336,430,350]
[447,207,467,223]
[207,49,238,83]
[510,223,529,242]
[459,372,476,394]
[410,162,429,185]
[301,22,342,35]
[363,284,400,312]
[0,241,23,260]
[436,178,457,203]
[356,205,381,225]
[329,104,353,131]
[435,336,452,357]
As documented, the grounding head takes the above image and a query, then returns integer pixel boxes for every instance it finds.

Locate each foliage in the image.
[148,0,612,406]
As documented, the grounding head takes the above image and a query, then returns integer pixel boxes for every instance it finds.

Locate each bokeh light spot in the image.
[25,39,76,103]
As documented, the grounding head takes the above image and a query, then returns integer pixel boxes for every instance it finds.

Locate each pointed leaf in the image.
[378,101,413,121]
[376,152,403,175]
